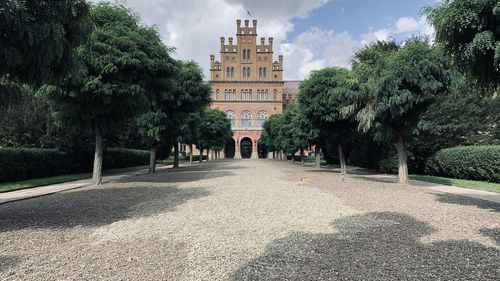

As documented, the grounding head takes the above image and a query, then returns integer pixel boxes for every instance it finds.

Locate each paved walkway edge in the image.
[285,160,500,205]
[0,165,176,204]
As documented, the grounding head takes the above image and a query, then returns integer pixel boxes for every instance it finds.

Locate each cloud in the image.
[361,16,434,45]
[281,27,358,80]
[89,1,435,80]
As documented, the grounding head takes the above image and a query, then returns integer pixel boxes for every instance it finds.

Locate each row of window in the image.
[224,67,268,78]
[226,110,268,128]
[242,49,251,60]
[215,89,278,101]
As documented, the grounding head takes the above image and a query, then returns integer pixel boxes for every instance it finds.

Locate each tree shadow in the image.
[0,185,210,231]
[481,228,500,245]
[232,212,500,280]
[0,255,19,272]
[434,193,500,212]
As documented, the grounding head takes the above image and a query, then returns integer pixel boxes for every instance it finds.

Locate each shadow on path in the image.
[0,185,210,231]
[434,193,500,212]
[232,212,500,280]
[0,255,19,272]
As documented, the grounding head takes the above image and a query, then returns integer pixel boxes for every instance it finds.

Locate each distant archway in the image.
[240,137,253,159]
[224,138,235,159]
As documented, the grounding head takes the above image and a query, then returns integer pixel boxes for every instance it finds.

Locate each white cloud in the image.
[361,16,434,45]
[90,1,435,80]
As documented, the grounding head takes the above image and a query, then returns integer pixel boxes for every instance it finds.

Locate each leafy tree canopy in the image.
[427,0,500,87]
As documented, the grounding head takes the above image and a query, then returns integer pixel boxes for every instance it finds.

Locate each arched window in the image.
[273,89,277,101]
[231,89,236,100]
[226,67,230,78]
[224,89,229,100]
[259,67,262,77]
[263,67,267,77]
[240,110,252,128]
[242,89,251,101]
[257,110,268,127]
[258,89,268,101]
[226,111,236,128]
[243,67,246,77]
[247,49,251,60]
[248,89,252,100]
[216,89,220,100]
[231,67,234,77]
[242,50,247,60]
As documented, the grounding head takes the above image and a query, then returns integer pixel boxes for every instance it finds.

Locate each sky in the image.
[95,0,440,80]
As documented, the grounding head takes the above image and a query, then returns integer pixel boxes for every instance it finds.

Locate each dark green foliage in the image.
[0,147,149,182]
[427,0,500,86]
[260,114,285,152]
[191,155,208,162]
[0,148,71,182]
[425,146,500,183]
[197,108,232,150]
[0,0,92,104]
[425,145,500,183]
[103,148,149,169]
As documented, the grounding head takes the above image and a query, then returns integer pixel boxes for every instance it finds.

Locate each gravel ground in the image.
[0,159,499,280]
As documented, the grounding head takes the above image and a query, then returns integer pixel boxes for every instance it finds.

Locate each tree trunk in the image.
[315,145,321,168]
[189,144,193,164]
[291,153,295,163]
[300,148,305,165]
[337,144,347,175]
[149,145,157,174]
[199,148,203,163]
[397,131,409,185]
[206,148,210,161]
[91,123,104,186]
[173,143,179,168]
[272,151,275,159]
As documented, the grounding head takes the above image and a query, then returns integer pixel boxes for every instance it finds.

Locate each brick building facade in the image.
[209,19,284,158]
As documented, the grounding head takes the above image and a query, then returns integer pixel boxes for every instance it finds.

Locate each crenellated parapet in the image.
[236,19,257,36]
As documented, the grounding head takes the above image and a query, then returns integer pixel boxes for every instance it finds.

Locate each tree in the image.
[41,3,163,185]
[0,0,92,107]
[179,112,202,163]
[161,61,211,168]
[427,0,500,87]
[278,104,318,164]
[260,114,285,159]
[348,39,452,184]
[136,111,166,173]
[197,108,232,159]
[299,67,358,173]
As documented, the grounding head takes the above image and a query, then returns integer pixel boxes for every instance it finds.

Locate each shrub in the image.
[191,155,208,161]
[0,148,71,182]
[0,147,150,183]
[104,148,149,169]
[425,145,500,183]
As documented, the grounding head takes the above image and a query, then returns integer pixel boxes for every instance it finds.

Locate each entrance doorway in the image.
[224,138,235,159]
[240,137,253,159]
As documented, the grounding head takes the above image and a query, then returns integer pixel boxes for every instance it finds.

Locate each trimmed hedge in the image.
[0,148,71,182]
[425,145,500,183]
[0,147,150,183]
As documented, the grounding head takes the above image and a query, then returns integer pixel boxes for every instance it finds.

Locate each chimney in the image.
[260,37,265,45]
[269,37,273,50]
[236,19,241,29]
[228,37,233,45]
[210,55,215,68]
[244,19,249,27]
[220,37,225,51]
[279,55,283,68]
[252,19,257,28]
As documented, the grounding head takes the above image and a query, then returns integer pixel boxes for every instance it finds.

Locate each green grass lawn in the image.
[410,175,500,193]
[0,164,164,193]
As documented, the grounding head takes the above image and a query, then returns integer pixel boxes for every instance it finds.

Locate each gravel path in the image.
[0,159,499,280]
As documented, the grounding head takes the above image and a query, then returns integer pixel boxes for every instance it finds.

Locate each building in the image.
[209,19,284,159]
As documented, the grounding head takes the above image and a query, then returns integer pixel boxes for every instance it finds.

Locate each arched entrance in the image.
[224,138,235,159]
[257,140,267,159]
[240,137,253,159]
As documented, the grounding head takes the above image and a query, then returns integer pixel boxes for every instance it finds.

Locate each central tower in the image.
[210,19,284,159]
